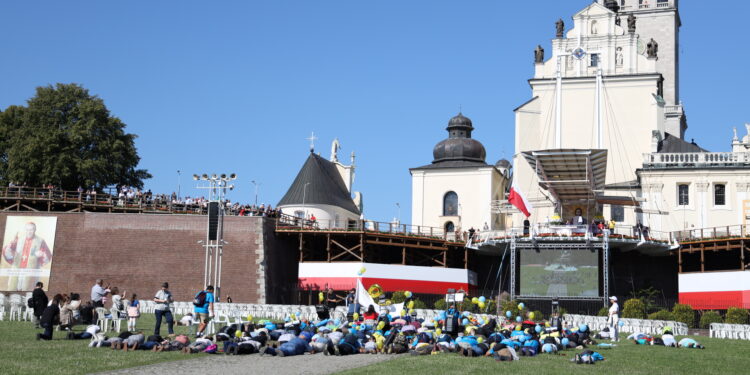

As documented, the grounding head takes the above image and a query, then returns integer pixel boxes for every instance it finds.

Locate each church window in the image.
[590,54,600,67]
[714,184,726,206]
[445,221,455,233]
[443,191,458,216]
[591,20,598,35]
[678,184,689,206]
[611,205,625,222]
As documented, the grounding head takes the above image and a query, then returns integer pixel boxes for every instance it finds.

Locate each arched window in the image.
[443,191,458,216]
[445,221,455,233]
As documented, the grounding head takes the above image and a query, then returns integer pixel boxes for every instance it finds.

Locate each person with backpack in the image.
[193,285,215,337]
[30,281,48,328]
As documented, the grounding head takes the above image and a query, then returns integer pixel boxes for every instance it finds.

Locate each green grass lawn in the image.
[336,336,748,375]
[0,315,204,375]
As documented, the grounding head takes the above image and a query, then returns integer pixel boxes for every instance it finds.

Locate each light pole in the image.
[251,180,261,207]
[177,170,181,200]
[395,202,401,224]
[193,172,237,300]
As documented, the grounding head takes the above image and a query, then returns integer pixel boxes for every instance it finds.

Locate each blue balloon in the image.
[535,325,542,333]
[562,338,569,347]
[479,296,486,303]
[618,320,625,327]
[463,311,471,317]
[516,316,522,322]
[462,318,470,325]
[506,311,512,318]
[518,303,525,310]
[579,324,588,332]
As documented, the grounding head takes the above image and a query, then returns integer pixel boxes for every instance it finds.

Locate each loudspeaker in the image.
[208,201,219,240]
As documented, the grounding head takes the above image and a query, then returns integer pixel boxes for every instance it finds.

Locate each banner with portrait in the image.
[0,216,57,291]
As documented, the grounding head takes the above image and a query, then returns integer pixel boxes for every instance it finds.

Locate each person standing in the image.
[194,285,215,337]
[36,294,62,340]
[31,281,48,328]
[345,288,359,319]
[153,282,174,336]
[607,296,620,342]
[91,279,107,308]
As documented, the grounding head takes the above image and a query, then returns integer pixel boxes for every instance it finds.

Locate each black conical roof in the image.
[277,152,360,214]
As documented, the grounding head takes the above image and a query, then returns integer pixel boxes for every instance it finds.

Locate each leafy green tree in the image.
[0,83,150,189]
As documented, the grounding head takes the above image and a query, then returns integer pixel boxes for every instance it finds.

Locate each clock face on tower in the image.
[637,39,646,55]
[573,47,587,60]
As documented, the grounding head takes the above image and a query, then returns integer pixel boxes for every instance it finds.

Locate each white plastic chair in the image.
[109,307,125,332]
[95,307,110,333]
[8,294,24,321]
[0,294,5,321]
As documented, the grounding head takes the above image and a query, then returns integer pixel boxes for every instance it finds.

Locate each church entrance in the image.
[445,221,455,233]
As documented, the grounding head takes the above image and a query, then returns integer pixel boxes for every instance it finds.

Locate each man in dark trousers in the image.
[31,281,48,328]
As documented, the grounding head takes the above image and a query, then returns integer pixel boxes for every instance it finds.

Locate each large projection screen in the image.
[519,250,599,297]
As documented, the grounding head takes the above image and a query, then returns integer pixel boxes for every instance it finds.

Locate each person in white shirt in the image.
[153,282,174,336]
[607,296,620,342]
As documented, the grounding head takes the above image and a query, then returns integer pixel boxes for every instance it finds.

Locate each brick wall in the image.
[0,212,298,303]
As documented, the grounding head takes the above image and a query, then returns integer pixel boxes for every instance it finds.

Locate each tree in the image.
[0,83,151,189]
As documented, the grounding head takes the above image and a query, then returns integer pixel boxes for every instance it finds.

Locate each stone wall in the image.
[0,212,297,303]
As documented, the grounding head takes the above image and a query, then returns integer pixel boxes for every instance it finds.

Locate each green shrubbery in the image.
[622,298,647,319]
[725,307,749,325]
[699,310,723,329]
[648,309,675,321]
[598,306,609,317]
[672,304,695,328]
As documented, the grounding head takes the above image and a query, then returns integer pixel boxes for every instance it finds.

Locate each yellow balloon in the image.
[235,329,242,338]
[353,313,359,321]
[358,266,367,276]
[247,314,253,322]
[318,292,324,303]
[400,309,406,316]
[377,321,385,330]
[385,299,392,306]
[478,301,486,309]
[472,297,479,304]
[515,325,522,331]
[529,312,535,320]
[404,291,412,298]
[436,328,442,336]
[477,337,484,344]
[408,301,415,309]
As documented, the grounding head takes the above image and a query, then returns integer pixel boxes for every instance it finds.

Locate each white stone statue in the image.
[330,138,341,162]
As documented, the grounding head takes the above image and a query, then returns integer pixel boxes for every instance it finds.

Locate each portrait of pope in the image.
[2,221,53,291]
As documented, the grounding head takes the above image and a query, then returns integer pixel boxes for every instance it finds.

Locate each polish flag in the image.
[508,181,532,217]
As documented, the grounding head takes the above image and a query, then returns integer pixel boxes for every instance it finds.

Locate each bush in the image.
[672,304,695,328]
[434,299,447,310]
[499,300,522,319]
[391,291,407,304]
[597,307,609,317]
[411,298,427,309]
[725,307,750,325]
[699,310,723,329]
[648,309,675,321]
[622,298,647,319]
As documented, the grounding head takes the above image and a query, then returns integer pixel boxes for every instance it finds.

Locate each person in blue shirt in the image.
[194,285,215,338]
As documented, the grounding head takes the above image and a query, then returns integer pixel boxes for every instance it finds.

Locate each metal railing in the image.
[643,152,750,168]
[673,224,748,242]
[275,213,464,242]
[474,223,672,245]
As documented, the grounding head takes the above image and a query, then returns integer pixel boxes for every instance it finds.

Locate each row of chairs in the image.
[709,323,750,340]
[564,314,689,335]
[0,293,35,322]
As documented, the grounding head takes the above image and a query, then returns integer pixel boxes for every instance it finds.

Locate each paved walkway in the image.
[101,352,400,375]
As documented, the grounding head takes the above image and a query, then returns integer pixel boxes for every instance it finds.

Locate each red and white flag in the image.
[508,181,532,217]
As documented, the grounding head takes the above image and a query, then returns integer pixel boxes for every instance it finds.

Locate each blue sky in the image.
[1,1,748,224]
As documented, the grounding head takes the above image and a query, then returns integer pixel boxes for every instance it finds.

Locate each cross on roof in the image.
[306,132,318,152]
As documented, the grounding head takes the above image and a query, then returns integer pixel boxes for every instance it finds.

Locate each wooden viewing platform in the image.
[274,214,470,268]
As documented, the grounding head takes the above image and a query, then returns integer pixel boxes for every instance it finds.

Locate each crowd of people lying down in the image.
[66,303,704,364]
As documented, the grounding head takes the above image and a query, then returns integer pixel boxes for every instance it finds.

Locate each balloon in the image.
[479,296,486,303]
[368,284,383,298]
[358,266,366,276]
[385,299,392,306]
[529,312,535,320]
[235,329,242,338]
[518,303,525,310]
[462,318,470,325]
[408,309,414,315]
[377,321,385,330]
[506,311,512,318]
[291,313,297,320]
[408,300,415,309]
[515,325,522,331]
[353,313,359,321]
[477,337,484,344]
[318,292,324,303]
[618,320,624,327]
[400,309,406,316]
[562,338,570,347]
[404,291,413,298]
[436,328,442,336]
[478,301,486,309]
[472,297,479,304]
[579,324,588,332]
[516,316,522,323]
[535,325,542,333]
[246,314,253,322]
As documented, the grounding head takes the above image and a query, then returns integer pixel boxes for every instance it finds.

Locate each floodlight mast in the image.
[195,172,236,299]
